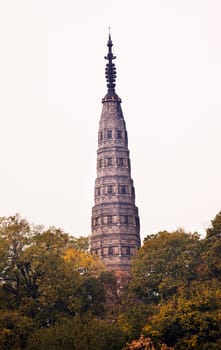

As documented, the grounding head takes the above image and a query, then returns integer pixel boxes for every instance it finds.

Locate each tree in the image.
[206,211,221,238]
[126,216,221,349]
[122,335,173,350]
[0,214,110,349]
[143,280,221,349]
[26,315,126,350]
[203,212,221,280]
[118,303,156,341]
[0,310,33,350]
[129,230,201,303]
[0,214,43,309]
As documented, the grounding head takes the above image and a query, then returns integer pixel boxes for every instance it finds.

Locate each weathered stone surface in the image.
[90,90,141,274]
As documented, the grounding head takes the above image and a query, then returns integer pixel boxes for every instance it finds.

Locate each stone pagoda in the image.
[90,34,141,274]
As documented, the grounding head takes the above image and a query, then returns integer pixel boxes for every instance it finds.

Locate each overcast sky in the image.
[0,0,221,241]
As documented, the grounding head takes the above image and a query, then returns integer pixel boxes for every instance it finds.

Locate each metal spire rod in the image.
[104,33,117,95]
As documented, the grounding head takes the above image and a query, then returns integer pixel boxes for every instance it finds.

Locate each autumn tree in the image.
[125,217,221,349]
[129,229,201,304]
[202,211,221,280]
[2,212,221,350]
[143,279,221,349]
[26,315,126,350]
[0,214,112,349]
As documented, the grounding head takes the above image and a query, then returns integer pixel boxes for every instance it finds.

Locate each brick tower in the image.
[90,35,141,274]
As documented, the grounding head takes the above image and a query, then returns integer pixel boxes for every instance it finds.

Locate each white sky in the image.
[0,0,221,241]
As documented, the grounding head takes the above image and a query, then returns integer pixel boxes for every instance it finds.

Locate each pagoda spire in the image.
[104,33,117,96]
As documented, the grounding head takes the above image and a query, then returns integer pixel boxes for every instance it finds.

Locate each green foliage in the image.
[0,215,35,304]
[126,218,221,349]
[206,211,221,238]
[1,212,221,349]
[0,214,110,349]
[129,229,201,303]
[143,280,221,349]
[72,235,90,251]
[118,303,156,341]
[0,310,33,350]
[203,212,221,280]
[26,315,126,350]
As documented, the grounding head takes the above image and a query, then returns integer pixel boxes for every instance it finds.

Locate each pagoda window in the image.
[107,157,112,166]
[119,185,126,194]
[107,130,112,139]
[107,185,113,194]
[95,217,99,226]
[117,157,124,166]
[135,217,140,227]
[98,159,103,168]
[124,215,129,224]
[108,246,113,255]
[97,187,101,196]
[107,215,112,224]
[99,131,103,141]
[126,247,130,255]
[116,130,122,139]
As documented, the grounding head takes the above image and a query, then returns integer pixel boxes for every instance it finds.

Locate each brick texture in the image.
[90,93,141,273]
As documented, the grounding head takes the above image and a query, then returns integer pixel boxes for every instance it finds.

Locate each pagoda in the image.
[90,34,141,274]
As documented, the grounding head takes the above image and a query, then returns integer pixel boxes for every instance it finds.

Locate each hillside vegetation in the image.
[0,212,221,349]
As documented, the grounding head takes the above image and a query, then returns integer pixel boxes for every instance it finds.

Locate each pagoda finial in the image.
[104,32,117,95]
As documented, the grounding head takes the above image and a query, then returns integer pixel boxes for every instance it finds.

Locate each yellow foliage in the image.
[117,313,131,333]
[63,248,105,276]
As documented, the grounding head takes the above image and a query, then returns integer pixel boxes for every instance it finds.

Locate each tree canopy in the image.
[124,214,221,349]
[1,212,221,349]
